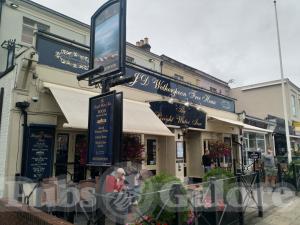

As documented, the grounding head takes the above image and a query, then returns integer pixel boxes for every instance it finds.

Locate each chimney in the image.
[144,37,149,44]
[141,37,151,51]
[136,37,151,51]
[140,39,144,46]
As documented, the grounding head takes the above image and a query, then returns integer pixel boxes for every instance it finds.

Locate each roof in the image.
[161,54,230,87]
[12,0,90,29]
[233,78,300,92]
[15,0,231,90]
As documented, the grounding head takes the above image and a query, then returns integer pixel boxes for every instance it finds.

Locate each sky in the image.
[33,0,300,87]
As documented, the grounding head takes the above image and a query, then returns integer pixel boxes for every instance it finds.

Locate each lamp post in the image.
[273,0,292,163]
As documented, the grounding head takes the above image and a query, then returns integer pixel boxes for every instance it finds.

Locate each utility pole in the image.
[273,0,292,163]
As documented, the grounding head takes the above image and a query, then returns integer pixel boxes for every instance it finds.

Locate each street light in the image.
[273,0,292,163]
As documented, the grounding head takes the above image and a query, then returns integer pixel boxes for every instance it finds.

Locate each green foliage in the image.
[291,159,300,165]
[203,168,234,181]
[138,173,189,225]
[203,168,237,204]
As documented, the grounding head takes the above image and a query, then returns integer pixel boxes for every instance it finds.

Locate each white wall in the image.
[0,69,15,197]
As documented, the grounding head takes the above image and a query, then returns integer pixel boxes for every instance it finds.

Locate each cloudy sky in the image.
[33,0,300,87]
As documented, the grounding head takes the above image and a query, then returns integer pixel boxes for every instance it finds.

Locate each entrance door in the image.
[74,134,88,182]
[55,133,69,177]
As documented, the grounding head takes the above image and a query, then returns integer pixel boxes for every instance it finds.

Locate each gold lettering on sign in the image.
[55,49,89,70]
[177,116,190,125]
[177,106,186,114]
[155,112,174,123]
[202,94,216,105]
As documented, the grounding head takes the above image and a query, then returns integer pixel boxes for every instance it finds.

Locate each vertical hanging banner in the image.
[89,0,126,85]
[88,91,123,166]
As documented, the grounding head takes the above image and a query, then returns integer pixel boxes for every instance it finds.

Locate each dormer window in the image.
[210,87,217,93]
[21,17,50,45]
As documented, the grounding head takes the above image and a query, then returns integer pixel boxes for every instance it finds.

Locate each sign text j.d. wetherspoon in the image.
[126,67,235,113]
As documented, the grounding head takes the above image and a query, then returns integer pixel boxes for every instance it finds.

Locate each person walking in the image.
[262,148,278,192]
[202,149,212,173]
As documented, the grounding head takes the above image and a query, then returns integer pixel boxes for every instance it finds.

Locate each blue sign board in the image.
[126,66,235,112]
[150,101,206,129]
[36,34,89,74]
[25,125,55,180]
[88,92,116,166]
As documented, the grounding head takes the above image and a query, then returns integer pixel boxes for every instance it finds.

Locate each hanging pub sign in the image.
[125,66,235,113]
[89,0,127,85]
[150,101,206,129]
[24,125,55,181]
[88,91,123,166]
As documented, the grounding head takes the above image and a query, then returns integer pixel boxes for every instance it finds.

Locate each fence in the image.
[278,163,300,193]
[11,170,264,225]
[94,171,263,225]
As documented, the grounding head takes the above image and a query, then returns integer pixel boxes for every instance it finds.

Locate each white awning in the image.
[290,135,300,139]
[44,82,174,136]
[208,116,245,127]
[243,124,273,134]
[208,115,273,133]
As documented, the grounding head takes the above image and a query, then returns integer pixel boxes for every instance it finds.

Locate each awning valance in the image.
[290,135,300,139]
[208,115,273,133]
[44,82,174,136]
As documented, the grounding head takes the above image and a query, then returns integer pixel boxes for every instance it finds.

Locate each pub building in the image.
[0,0,271,199]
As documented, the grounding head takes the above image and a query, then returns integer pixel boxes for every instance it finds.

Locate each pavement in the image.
[245,188,300,225]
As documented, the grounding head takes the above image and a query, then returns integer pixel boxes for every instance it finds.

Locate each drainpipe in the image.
[14,101,29,202]
[0,0,3,25]
[15,101,30,176]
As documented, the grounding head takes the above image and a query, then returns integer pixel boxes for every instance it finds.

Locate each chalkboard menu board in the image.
[25,125,55,180]
[88,91,123,166]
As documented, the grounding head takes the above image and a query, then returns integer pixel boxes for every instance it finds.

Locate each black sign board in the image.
[248,151,261,160]
[89,0,126,85]
[36,34,89,74]
[88,91,123,166]
[150,101,206,129]
[126,66,235,112]
[25,125,55,180]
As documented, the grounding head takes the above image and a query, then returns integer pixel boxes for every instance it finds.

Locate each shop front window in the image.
[205,138,232,167]
[243,132,266,166]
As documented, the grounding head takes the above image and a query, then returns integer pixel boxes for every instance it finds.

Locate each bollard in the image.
[236,173,244,225]
[292,164,297,192]
[172,183,182,225]
[210,177,218,225]
[277,163,285,195]
[256,171,263,217]
[233,159,237,176]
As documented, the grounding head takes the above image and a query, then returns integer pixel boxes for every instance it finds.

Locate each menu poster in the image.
[88,92,117,166]
[25,125,55,180]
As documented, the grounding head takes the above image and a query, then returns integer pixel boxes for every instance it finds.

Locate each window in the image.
[146,139,157,165]
[210,87,217,93]
[243,132,266,166]
[174,74,184,81]
[126,56,134,63]
[291,95,297,117]
[21,17,49,45]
